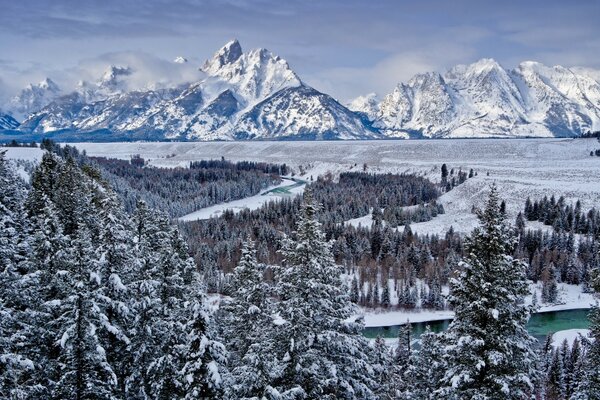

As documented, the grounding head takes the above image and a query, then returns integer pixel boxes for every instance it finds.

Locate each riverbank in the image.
[363,282,597,328]
[178,177,306,221]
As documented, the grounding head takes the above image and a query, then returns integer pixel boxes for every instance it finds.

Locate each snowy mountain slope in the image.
[347,93,378,121]
[14,40,377,140]
[6,45,600,140]
[350,59,600,138]
[0,112,19,129]
[8,78,61,120]
[234,85,381,140]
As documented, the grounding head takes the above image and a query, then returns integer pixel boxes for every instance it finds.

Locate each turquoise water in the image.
[363,308,591,342]
[262,177,306,195]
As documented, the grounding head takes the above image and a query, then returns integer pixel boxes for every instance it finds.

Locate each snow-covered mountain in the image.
[8,78,62,120]
[0,112,19,130]
[350,58,600,138]
[5,45,600,140]
[14,40,378,140]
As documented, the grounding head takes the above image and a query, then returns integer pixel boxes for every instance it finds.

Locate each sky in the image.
[1,0,600,102]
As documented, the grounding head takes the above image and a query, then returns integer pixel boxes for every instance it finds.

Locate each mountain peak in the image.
[100,65,131,85]
[38,78,60,92]
[201,39,243,74]
[174,56,188,64]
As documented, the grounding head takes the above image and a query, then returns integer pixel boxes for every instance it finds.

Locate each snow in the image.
[178,178,305,221]
[528,282,597,313]
[72,139,600,328]
[74,137,600,235]
[364,308,455,327]
[363,282,596,328]
[72,139,600,225]
[2,147,44,163]
[551,329,591,348]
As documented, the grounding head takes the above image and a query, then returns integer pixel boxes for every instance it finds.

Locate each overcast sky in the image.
[1,0,599,101]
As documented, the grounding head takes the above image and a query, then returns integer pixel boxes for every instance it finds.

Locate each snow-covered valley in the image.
[70,138,600,331]
[73,137,600,224]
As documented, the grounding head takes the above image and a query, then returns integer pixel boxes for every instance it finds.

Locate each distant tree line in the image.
[441,163,474,192]
[580,130,600,139]
[522,195,600,236]
[0,140,37,148]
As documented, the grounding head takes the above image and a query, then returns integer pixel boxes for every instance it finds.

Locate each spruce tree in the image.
[437,185,538,399]
[181,271,227,400]
[272,190,379,399]
[0,150,33,398]
[96,193,135,397]
[403,326,445,399]
[54,225,118,400]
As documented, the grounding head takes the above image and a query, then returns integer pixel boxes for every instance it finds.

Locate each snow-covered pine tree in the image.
[54,224,118,399]
[402,326,445,399]
[24,151,61,216]
[437,185,538,399]
[573,299,600,398]
[394,320,411,369]
[372,336,395,399]
[568,336,584,398]
[129,206,188,399]
[545,347,566,400]
[350,275,360,304]
[381,279,391,308]
[180,268,227,400]
[0,150,34,398]
[272,190,379,399]
[96,192,135,397]
[542,263,559,304]
[18,194,69,396]
[219,240,283,399]
[126,200,164,399]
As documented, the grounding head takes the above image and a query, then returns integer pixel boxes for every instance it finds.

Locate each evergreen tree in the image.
[272,190,379,399]
[542,264,559,304]
[381,280,390,308]
[437,185,538,399]
[181,272,227,400]
[96,193,135,397]
[394,320,411,369]
[217,240,277,399]
[372,336,395,399]
[403,326,445,399]
[545,348,566,400]
[574,306,600,399]
[54,225,118,400]
[0,150,33,398]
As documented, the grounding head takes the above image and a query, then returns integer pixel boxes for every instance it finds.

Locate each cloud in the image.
[1,0,600,103]
[305,44,475,101]
[69,52,203,91]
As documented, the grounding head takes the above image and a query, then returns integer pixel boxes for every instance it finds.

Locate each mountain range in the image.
[2,41,600,141]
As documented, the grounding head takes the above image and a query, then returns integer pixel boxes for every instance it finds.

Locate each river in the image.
[363,308,591,342]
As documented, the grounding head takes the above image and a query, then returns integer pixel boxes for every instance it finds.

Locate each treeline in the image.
[0,150,226,398]
[522,196,600,236]
[441,163,474,192]
[580,130,600,138]
[380,201,445,228]
[1,140,38,147]
[34,140,288,218]
[92,156,286,217]
[190,158,288,175]
[311,171,441,223]
[180,172,462,301]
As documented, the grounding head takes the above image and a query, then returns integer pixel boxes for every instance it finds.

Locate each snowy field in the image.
[73,138,600,236]
[178,178,305,221]
[552,329,591,348]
